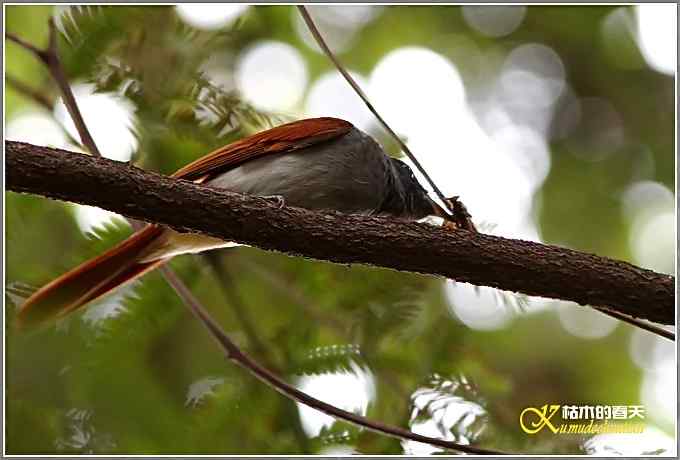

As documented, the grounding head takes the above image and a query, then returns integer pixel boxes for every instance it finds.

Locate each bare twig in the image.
[595,307,674,341]
[6,21,101,156]
[159,267,505,455]
[8,20,507,453]
[297,6,469,224]
[6,74,54,111]
[6,31,45,57]
[6,74,83,148]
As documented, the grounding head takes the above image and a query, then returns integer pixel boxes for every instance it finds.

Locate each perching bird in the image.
[18,117,474,328]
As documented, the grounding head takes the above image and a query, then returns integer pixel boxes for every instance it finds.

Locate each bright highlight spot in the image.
[629,328,675,429]
[370,47,465,134]
[6,110,72,149]
[445,281,513,331]
[629,328,674,372]
[176,4,248,30]
[501,43,566,111]
[462,6,526,38]
[294,6,381,54]
[295,361,375,437]
[600,8,645,70]
[305,71,374,131]
[71,204,127,236]
[630,210,674,275]
[636,4,677,75]
[370,45,547,238]
[557,302,618,339]
[235,41,308,112]
[54,83,137,162]
[621,180,674,275]
[641,356,676,429]
[621,181,674,220]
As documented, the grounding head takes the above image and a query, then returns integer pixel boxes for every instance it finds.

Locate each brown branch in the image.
[6,74,54,111]
[594,307,674,340]
[157,267,501,454]
[6,31,45,57]
[6,22,101,156]
[297,6,472,227]
[6,141,675,328]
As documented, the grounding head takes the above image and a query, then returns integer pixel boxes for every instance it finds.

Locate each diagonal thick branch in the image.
[7,140,674,326]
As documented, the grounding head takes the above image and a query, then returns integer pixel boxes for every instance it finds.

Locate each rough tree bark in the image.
[6,140,675,325]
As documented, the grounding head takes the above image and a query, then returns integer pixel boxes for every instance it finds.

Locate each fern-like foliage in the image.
[408,373,488,447]
[55,5,286,174]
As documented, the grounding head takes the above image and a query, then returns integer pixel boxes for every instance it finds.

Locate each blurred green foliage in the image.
[5,5,674,454]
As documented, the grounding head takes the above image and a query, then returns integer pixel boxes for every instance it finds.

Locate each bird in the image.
[18,117,475,328]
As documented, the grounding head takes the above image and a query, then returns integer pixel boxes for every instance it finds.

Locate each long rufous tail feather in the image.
[17,225,166,329]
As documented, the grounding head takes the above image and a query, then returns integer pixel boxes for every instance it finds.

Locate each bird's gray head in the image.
[380,158,436,219]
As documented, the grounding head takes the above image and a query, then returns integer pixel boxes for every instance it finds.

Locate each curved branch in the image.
[6,140,675,326]
[158,266,503,454]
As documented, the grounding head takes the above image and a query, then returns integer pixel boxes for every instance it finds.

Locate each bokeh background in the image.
[4,4,676,455]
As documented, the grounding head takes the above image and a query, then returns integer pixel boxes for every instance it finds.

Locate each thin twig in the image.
[6,74,54,111]
[595,307,675,341]
[6,31,45,57]
[6,74,82,148]
[45,19,101,156]
[6,22,101,156]
[159,267,505,455]
[9,19,508,453]
[297,6,461,219]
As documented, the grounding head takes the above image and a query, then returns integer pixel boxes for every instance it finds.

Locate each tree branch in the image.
[158,266,503,454]
[6,74,54,111]
[6,22,101,157]
[7,140,675,326]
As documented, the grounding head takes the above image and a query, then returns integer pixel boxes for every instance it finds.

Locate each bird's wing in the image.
[172,117,354,182]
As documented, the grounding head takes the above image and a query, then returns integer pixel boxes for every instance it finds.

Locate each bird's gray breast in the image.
[207,128,390,214]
